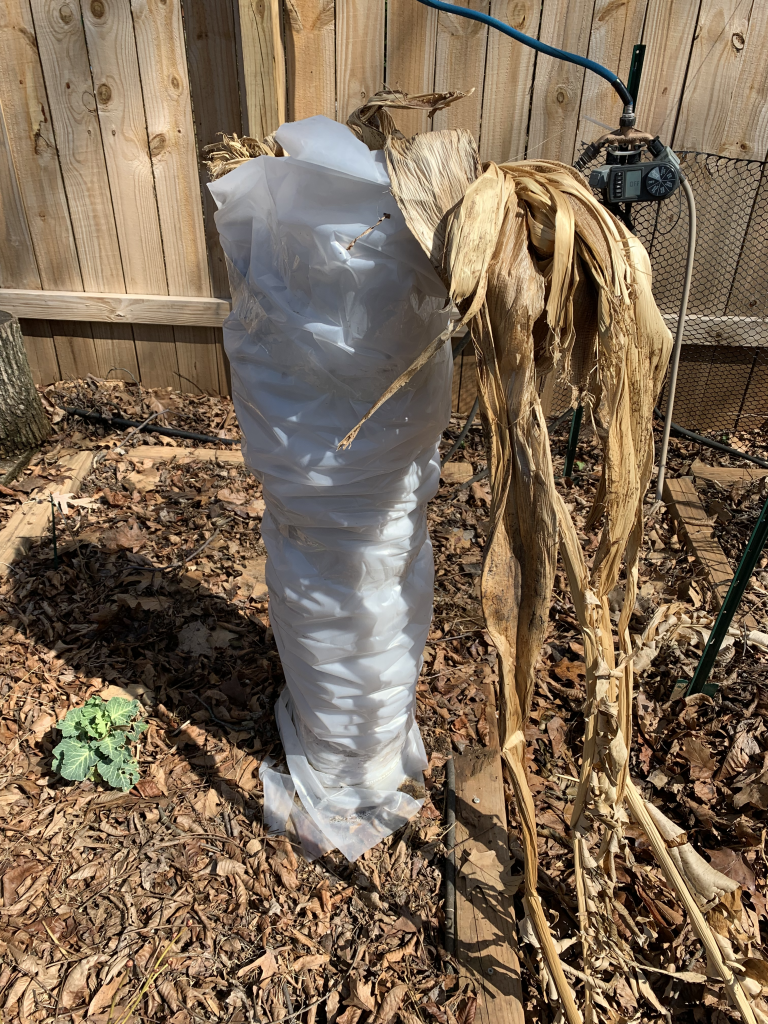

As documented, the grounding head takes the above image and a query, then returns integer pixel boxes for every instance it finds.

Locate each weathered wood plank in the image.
[89,322,140,382]
[131,322,181,389]
[634,0,700,142]
[715,0,768,161]
[479,0,541,163]
[0,0,82,290]
[50,321,100,382]
[182,0,244,300]
[29,0,125,293]
[573,0,647,163]
[235,0,286,137]
[691,458,768,488]
[0,289,230,325]
[527,0,596,162]
[130,0,211,298]
[432,0,488,140]
[284,0,336,121]
[82,0,168,295]
[737,353,768,432]
[455,680,525,1024]
[129,444,243,463]
[663,476,733,608]
[19,318,61,386]
[0,95,40,289]
[385,0,438,137]
[336,0,385,123]
[0,451,93,576]
[173,324,221,394]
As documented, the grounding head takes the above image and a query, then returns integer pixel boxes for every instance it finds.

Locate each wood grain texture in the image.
[19,318,61,385]
[673,0,755,153]
[236,0,286,137]
[130,0,211,297]
[89,322,140,381]
[727,172,768,319]
[215,327,231,395]
[663,475,733,608]
[30,0,125,292]
[455,680,525,1024]
[635,0,700,142]
[132,322,181,389]
[50,321,100,382]
[0,97,40,289]
[173,324,221,394]
[133,444,244,462]
[182,0,243,300]
[716,1,768,160]
[335,0,384,123]
[0,0,82,290]
[385,0,438,137]
[0,451,93,576]
[0,288,231,325]
[574,0,647,162]
[527,0,596,162]
[432,0,488,139]
[82,0,168,295]
[479,0,541,163]
[284,0,335,121]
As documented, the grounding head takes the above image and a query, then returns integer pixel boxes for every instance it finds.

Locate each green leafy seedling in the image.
[52,696,147,792]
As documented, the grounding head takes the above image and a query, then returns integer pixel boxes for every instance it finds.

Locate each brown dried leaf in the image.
[99,518,147,552]
[372,984,407,1024]
[681,735,716,780]
[292,954,330,973]
[345,977,376,1013]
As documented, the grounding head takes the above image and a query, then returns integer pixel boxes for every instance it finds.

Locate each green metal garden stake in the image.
[563,405,583,479]
[687,489,768,695]
[50,495,58,570]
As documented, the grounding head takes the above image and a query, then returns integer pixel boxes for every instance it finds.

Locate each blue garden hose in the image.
[413,0,634,116]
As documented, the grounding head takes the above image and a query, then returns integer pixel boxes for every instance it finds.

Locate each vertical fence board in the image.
[182,0,243,300]
[727,170,768,318]
[574,0,647,162]
[285,0,335,121]
[673,1,761,315]
[30,0,125,293]
[235,0,285,137]
[133,323,180,389]
[635,0,699,142]
[385,0,438,137]
[130,0,210,298]
[173,325,220,393]
[479,0,541,163]
[20,318,61,385]
[336,0,385,123]
[90,323,140,381]
[82,0,167,296]
[50,321,100,381]
[709,0,768,161]
[432,1,488,139]
[674,0,754,153]
[527,0,596,162]
[0,98,40,289]
[0,0,82,290]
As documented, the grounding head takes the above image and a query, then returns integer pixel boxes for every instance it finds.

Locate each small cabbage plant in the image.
[52,696,147,791]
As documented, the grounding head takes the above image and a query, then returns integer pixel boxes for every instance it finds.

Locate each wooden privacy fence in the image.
[1,0,767,404]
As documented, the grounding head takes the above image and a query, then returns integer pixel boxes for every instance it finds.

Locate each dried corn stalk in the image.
[207,95,757,1023]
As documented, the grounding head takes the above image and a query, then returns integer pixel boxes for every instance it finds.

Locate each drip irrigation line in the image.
[64,407,238,446]
[653,409,768,470]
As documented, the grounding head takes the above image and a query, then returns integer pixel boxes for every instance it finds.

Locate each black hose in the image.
[653,408,768,470]
[64,407,239,446]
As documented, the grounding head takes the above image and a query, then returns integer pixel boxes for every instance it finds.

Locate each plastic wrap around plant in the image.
[209,117,453,862]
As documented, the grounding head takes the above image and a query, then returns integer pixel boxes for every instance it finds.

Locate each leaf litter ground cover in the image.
[0,379,766,1023]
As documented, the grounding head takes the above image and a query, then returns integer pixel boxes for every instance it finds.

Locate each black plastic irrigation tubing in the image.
[652,408,768,470]
[65,407,238,446]
[413,0,634,111]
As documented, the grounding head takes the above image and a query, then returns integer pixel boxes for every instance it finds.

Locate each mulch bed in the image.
[0,379,765,1023]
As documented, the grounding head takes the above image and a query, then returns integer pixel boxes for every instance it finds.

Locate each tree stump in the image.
[0,311,51,457]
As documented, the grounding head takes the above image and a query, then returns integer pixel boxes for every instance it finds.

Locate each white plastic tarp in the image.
[209,116,452,861]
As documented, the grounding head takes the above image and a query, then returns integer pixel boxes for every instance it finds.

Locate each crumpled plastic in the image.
[209,115,452,861]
